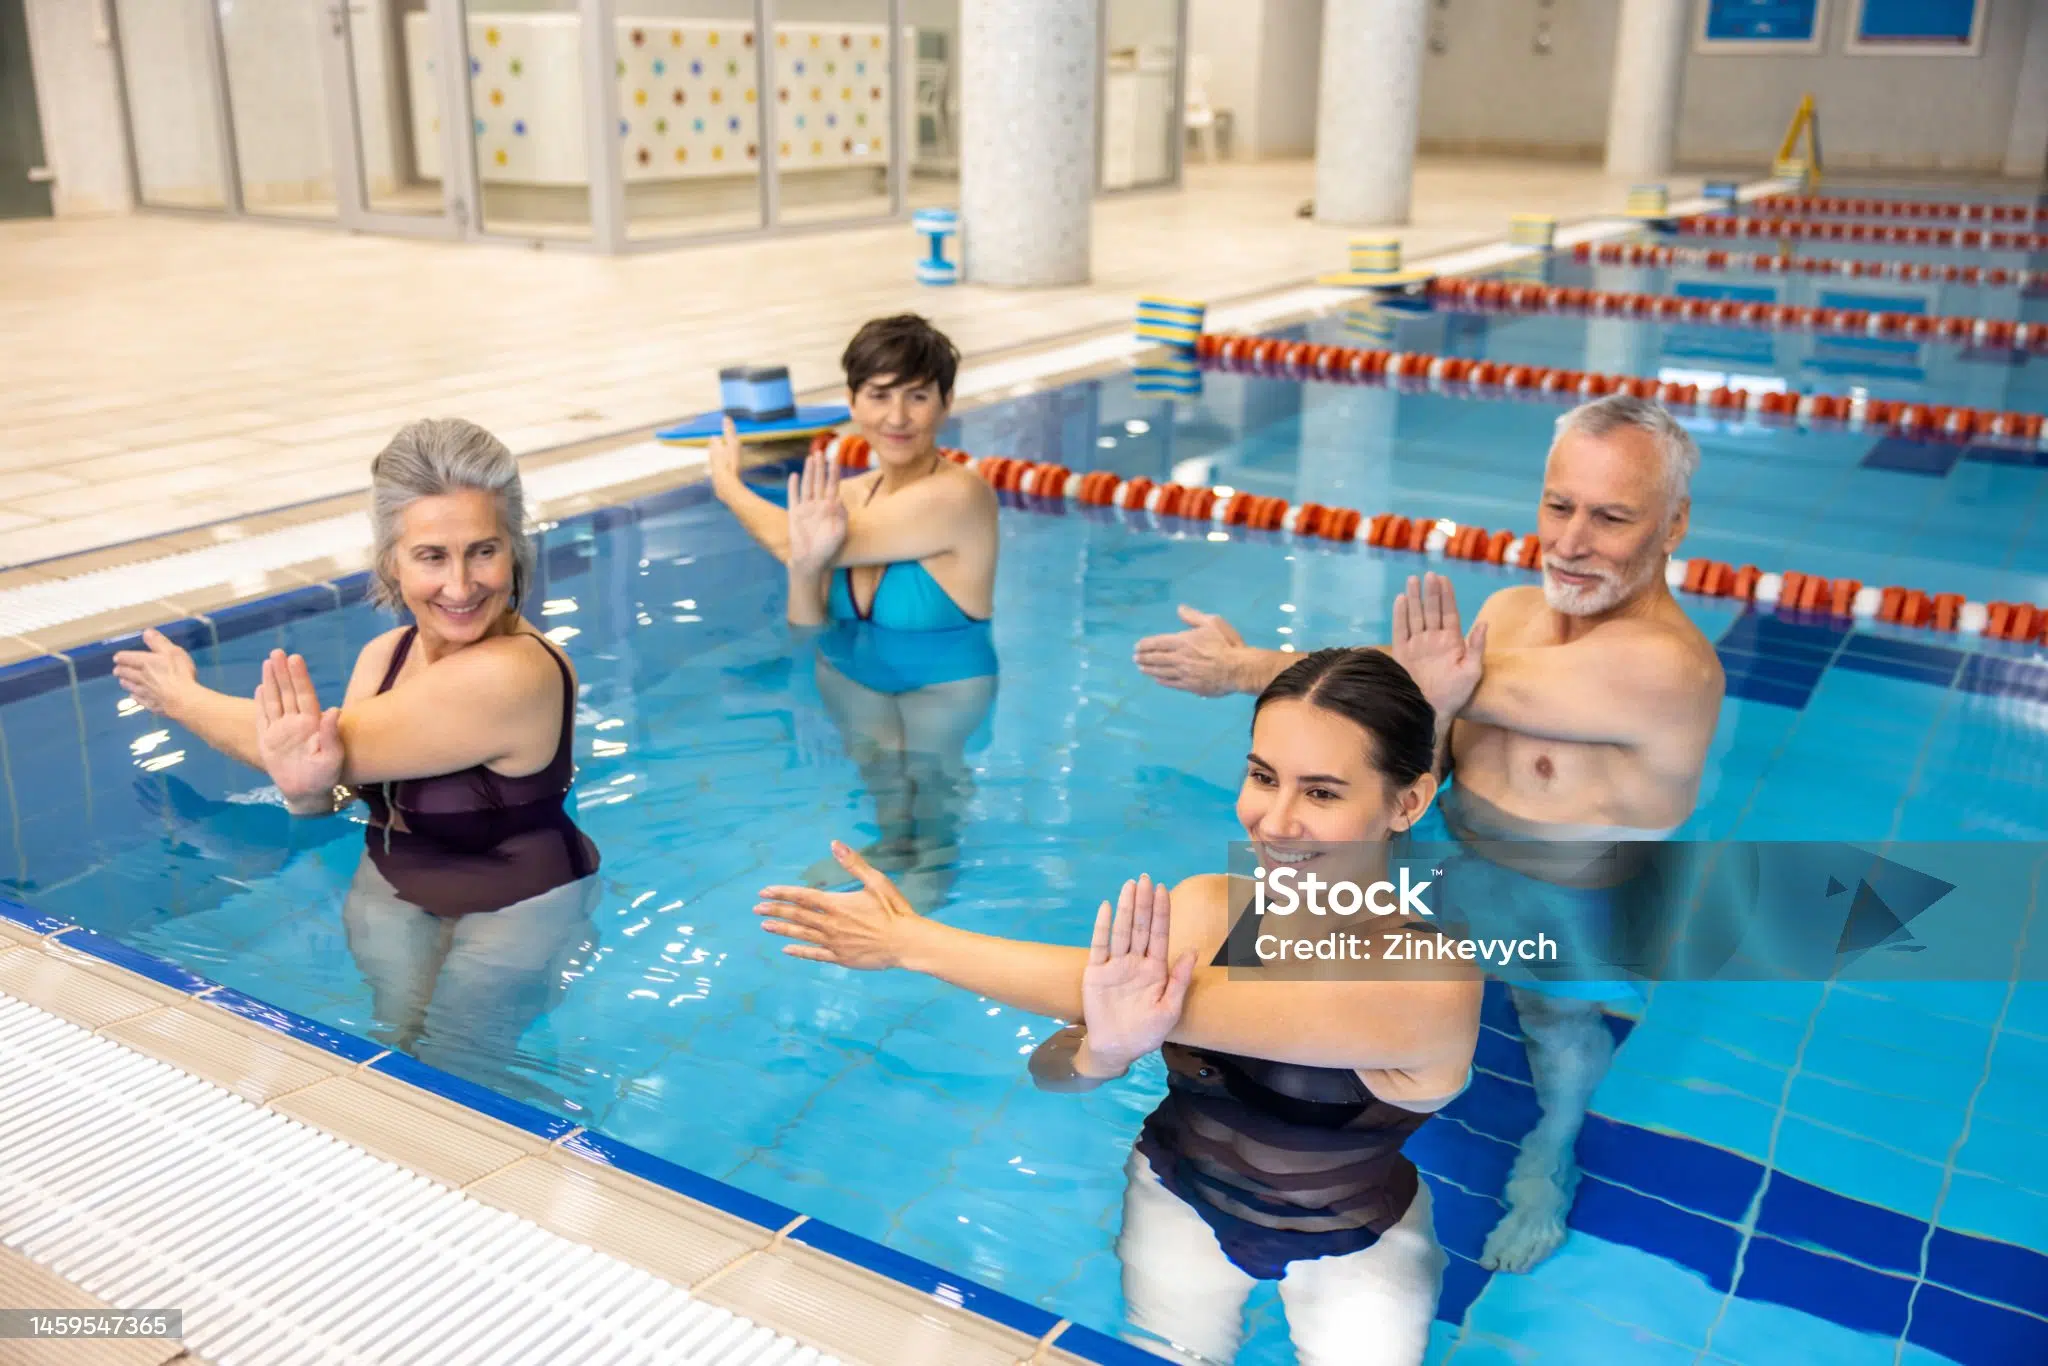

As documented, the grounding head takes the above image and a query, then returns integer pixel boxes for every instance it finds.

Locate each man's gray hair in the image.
[1553,393,1700,511]
[367,418,535,613]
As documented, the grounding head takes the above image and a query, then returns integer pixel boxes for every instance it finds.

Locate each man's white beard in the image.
[1543,550,1660,616]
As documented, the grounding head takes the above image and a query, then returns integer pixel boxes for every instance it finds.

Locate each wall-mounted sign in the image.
[1847,0,1985,55]
[1699,0,1826,52]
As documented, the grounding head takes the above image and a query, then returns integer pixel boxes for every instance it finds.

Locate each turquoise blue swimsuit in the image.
[810,469,997,699]
[816,560,997,697]
[827,560,981,631]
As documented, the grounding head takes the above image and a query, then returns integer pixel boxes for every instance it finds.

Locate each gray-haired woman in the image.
[114,418,599,1096]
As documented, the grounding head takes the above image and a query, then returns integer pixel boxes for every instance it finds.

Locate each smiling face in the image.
[849,371,948,470]
[1236,696,1433,882]
[390,488,517,648]
[1536,424,1688,617]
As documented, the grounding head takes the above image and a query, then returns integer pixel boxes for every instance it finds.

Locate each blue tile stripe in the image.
[1419,1005,2048,1342]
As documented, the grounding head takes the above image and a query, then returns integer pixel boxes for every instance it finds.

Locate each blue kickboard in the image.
[656,404,851,444]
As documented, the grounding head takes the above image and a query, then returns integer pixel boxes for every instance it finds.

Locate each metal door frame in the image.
[104,0,237,217]
[319,0,472,240]
[1096,0,1187,197]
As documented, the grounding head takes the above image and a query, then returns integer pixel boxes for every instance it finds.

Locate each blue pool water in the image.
[4,194,2048,1364]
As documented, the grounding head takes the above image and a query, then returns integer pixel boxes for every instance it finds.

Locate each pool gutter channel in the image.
[0,175,1792,1364]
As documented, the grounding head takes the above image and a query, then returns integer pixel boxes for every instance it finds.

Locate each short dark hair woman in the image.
[712,315,999,909]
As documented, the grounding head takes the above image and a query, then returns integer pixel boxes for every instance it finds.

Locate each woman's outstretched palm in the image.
[1081,875,1196,1073]
[255,651,343,806]
[787,450,848,573]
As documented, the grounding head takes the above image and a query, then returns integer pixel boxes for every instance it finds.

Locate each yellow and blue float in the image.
[1509,213,1556,250]
[1134,296,1207,396]
[1317,234,1435,291]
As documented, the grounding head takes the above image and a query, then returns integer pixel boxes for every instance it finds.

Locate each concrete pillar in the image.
[1603,0,1690,178]
[1313,0,1428,226]
[959,0,1098,287]
[2003,0,2048,179]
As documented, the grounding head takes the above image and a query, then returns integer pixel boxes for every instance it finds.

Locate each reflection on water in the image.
[344,857,601,1109]
[802,619,998,913]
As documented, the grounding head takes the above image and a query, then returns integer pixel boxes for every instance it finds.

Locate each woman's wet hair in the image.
[1254,648,1437,790]
[367,418,536,614]
[842,314,961,401]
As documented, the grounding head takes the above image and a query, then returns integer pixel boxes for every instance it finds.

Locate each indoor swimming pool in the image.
[2,188,2045,1365]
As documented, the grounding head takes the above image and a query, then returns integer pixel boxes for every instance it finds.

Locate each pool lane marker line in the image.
[815,432,2048,647]
[1750,193,2048,226]
[1430,274,2047,353]
[1678,214,2048,252]
[1572,239,2035,289]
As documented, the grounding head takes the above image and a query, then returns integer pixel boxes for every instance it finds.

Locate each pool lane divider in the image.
[1572,239,2034,289]
[817,427,2047,647]
[1676,214,2048,252]
[1429,275,2047,352]
[1187,330,2048,448]
[1751,193,2048,226]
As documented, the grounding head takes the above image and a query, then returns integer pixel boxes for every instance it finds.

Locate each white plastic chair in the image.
[916,58,952,163]
[1185,54,1218,162]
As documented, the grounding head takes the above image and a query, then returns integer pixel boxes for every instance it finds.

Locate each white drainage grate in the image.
[0,994,836,1366]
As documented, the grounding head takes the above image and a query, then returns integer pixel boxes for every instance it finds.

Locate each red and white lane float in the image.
[1426,276,2045,352]
[1191,331,2048,455]
[1570,239,2035,290]
[802,428,2048,645]
[1673,214,2048,252]
[1751,194,2048,226]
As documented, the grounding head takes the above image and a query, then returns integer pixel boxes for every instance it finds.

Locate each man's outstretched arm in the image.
[1135,606,1304,697]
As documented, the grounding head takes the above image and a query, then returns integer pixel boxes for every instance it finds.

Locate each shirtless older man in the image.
[1134,393,1725,1273]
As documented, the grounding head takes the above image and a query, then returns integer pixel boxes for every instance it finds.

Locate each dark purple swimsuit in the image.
[358,627,599,917]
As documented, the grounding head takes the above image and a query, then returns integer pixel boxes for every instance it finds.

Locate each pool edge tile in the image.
[205,987,385,1066]
[369,1050,580,1146]
[556,1128,801,1233]
[0,894,72,937]
[790,1217,1062,1341]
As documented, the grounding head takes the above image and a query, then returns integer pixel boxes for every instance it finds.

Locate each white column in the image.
[1313,0,1428,226]
[2004,0,2048,179]
[958,0,1098,288]
[1603,0,1690,178]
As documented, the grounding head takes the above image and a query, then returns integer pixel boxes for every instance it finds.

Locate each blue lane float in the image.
[914,207,960,286]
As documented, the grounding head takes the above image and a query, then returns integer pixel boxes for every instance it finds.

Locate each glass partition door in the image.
[112,0,918,249]
[320,0,474,238]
